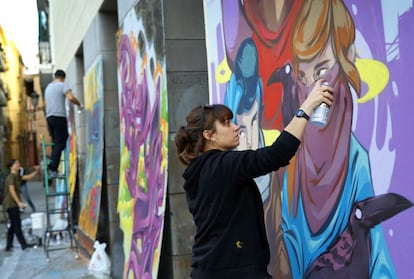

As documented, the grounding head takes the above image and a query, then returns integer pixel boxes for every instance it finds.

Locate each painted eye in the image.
[315,68,328,80]
[252,119,257,127]
[285,64,291,74]
[355,207,363,220]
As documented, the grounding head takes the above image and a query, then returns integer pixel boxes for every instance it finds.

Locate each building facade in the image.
[44,0,414,278]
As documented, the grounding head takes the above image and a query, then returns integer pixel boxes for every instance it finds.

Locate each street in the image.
[0,179,101,278]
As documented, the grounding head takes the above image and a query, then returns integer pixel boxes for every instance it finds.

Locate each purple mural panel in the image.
[204,0,414,278]
[344,1,414,277]
[117,2,168,278]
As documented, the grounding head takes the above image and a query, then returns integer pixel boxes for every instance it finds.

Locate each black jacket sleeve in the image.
[221,130,300,181]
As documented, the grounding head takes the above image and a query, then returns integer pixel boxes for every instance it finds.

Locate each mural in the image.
[66,101,77,201]
[203,0,414,278]
[78,56,104,253]
[116,1,168,278]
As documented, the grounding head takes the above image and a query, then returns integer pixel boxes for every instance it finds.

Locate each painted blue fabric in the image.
[281,134,396,278]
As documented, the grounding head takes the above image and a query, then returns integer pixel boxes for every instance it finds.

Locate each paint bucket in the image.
[31,212,45,230]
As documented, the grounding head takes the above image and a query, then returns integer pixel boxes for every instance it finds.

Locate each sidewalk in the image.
[0,179,97,278]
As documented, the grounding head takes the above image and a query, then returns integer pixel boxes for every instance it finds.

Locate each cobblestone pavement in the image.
[0,179,104,279]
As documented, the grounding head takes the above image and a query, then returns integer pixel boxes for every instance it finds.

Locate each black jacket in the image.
[183,130,300,278]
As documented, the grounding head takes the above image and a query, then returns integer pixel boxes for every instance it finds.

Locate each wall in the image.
[163,1,207,278]
[53,1,120,275]
[0,25,28,166]
[45,1,414,278]
[49,0,103,70]
[48,1,217,278]
[116,1,170,278]
[203,1,414,278]
[80,5,120,270]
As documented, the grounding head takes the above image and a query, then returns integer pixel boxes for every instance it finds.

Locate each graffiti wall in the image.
[67,101,77,200]
[78,55,104,253]
[116,1,168,278]
[204,0,414,278]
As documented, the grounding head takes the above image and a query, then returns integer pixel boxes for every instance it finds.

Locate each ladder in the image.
[40,136,79,262]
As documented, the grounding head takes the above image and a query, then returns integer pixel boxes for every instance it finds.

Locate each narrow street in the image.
[0,179,99,278]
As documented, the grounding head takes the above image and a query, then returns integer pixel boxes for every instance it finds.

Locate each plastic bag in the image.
[88,241,111,277]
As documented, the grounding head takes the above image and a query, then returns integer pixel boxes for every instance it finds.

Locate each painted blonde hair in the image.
[292,0,361,95]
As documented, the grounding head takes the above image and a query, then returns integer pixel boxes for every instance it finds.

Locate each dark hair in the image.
[175,104,233,165]
[54,69,66,79]
[7,159,17,169]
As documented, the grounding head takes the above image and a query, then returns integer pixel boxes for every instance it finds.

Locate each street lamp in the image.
[29,91,39,164]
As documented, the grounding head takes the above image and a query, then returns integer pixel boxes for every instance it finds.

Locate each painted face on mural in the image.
[297,40,337,89]
[236,100,260,150]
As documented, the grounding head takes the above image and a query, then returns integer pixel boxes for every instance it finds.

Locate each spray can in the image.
[311,81,330,127]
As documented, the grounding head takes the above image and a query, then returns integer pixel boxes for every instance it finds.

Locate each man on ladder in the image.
[41,69,82,262]
[44,69,83,177]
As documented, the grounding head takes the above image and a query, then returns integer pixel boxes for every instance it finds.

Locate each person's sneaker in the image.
[48,169,59,178]
[48,169,65,179]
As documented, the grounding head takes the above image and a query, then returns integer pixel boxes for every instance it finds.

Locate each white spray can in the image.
[311,81,330,127]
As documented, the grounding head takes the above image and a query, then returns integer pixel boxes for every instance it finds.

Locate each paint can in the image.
[311,81,331,127]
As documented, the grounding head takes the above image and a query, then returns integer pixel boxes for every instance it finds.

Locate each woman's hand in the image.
[284,79,335,141]
[300,79,334,116]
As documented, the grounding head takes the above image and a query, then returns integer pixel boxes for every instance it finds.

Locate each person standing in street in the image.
[44,69,82,177]
[3,159,39,251]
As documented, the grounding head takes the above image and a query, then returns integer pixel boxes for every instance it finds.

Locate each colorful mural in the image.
[116,1,168,278]
[204,0,414,278]
[67,101,77,200]
[78,56,104,253]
